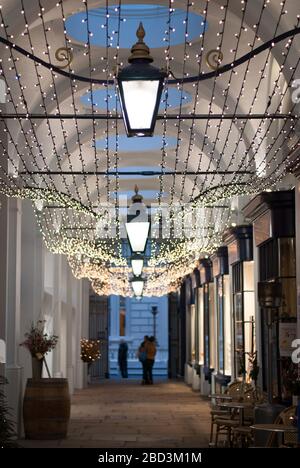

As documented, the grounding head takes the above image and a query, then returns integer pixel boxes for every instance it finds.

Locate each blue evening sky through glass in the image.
[112,190,165,199]
[96,135,177,152]
[66,4,207,49]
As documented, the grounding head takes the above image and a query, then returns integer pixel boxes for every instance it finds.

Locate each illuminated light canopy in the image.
[131,256,144,276]
[131,276,144,297]
[117,23,167,137]
[0,1,297,298]
[125,186,150,253]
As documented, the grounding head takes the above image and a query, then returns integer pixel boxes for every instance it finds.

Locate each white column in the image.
[5,197,22,434]
[0,192,7,377]
[0,104,7,378]
[74,278,83,389]
[19,200,45,382]
[66,261,74,393]
[52,254,62,377]
[80,279,89,388]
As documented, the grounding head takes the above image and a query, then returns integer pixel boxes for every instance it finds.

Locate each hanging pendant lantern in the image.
[117,22,167,137]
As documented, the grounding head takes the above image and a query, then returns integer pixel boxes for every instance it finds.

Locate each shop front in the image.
[244,190,297,404]
[198,259,215,396]
[223,226,256,382]
[211,247,232,394]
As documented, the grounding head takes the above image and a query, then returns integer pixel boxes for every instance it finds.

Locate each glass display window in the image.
[203,283,210,368]
[198,287,204,365]
[216,276,224,373]
[190,304,195,363]
[216,275,232,376]
[223,275,232,376]
[232,261,255,378]
[194,288,200,363]
[259,236,296,401]
[209,282,216,370]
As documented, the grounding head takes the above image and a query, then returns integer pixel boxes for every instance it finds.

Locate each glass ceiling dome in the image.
[66,4,207,49]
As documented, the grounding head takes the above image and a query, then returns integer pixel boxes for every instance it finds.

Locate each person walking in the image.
[118,339,128,378]
[144,336,156,384]
[138,335,148,385]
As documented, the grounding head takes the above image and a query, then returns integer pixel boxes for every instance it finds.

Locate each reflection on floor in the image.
[19,379,211,448]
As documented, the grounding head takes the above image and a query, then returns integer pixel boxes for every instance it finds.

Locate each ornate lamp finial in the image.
[131,185,143,203]
[137,22,145,42]
[128,22,153,63]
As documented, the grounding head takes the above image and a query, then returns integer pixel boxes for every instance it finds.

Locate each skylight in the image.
[66,4,207,49]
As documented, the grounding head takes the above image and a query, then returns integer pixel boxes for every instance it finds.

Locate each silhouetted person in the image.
[138,335,148,384]
[118,339,128,378]
[144,336,156,384]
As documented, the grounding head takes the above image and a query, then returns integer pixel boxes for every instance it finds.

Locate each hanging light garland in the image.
[0,0,299,295]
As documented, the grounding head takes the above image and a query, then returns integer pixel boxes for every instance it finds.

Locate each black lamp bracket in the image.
[0,27,299,86]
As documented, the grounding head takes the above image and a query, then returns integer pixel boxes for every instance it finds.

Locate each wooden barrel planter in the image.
[23,378,70,439]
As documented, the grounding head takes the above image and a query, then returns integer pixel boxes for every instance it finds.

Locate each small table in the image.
[209,394,233,400]
[219,402,254,426]
[209,393,233,407]
[250,424,297,433]
[250,424,298,447]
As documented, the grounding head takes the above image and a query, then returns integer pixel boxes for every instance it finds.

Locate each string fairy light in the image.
[0,0,299,296]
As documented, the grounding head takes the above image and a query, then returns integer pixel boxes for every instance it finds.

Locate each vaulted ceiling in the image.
[0,0,299,295]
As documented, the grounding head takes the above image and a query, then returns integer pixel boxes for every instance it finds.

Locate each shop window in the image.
[198,288,204,365]
[203,283,210,368]
[209,282,216,370]
[194,288,200,363]
[217,276,224,373]
[216,275,232,376]
[259,237,296,401]
[232,261,255,377]
[190,304,195,362]
[223,276,231,376]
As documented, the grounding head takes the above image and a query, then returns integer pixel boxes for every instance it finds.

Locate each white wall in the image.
[0,199,90,435]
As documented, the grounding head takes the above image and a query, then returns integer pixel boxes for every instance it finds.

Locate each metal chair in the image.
[265,406,297,448]
[210,381,253,447]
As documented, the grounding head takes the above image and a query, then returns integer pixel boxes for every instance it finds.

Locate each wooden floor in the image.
[19,379,211,448]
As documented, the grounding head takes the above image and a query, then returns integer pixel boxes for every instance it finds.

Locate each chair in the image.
[231,386,265,447]
[232,425,254,447]
[209,381,253,447]
[265,406,297,448]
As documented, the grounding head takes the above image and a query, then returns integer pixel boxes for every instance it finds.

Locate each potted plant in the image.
[80,338,101,383]
[20,322,71,440]
[20,320,58,379]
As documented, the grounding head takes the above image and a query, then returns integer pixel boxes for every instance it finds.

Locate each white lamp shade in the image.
[132,279,144,297]
[131,258,144,277]
[125,221,150,253]
[121,80,159,132]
